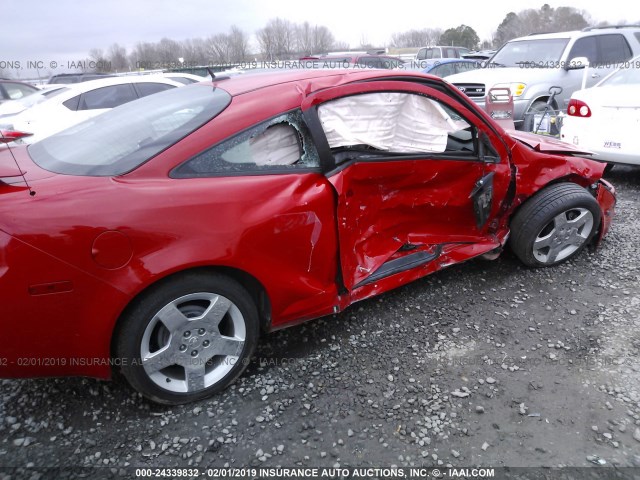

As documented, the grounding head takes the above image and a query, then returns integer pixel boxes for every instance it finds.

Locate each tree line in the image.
[85,4,608,72]
[89,19,343,72]
[1,4,630,78]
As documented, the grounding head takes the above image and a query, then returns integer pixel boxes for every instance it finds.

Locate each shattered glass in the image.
[179,110,320,175]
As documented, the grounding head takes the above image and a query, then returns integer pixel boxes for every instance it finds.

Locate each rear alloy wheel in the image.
[116,273,259,404]
[510,183,601,267]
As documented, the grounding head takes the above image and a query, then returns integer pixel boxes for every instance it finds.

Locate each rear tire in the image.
[115,272,259,405]
[510,183,601,267]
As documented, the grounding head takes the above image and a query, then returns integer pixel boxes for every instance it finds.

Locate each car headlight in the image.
[494,82,526,97]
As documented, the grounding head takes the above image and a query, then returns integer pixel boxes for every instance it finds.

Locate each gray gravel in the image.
[1,166,639,473]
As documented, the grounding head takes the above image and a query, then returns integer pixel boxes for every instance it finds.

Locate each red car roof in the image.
[207,69,435,97]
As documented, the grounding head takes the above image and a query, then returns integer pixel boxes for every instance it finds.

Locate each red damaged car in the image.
[0,70,615,404]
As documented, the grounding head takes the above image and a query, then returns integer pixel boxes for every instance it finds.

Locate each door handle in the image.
[591,73,600,78]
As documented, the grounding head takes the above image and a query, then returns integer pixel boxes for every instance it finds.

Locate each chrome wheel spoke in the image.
[157,302,190,332]
[552,212,569,229]
[567,210,591,235]
[185,363,207,392]
[143,346,178,373]
[199,296,233,331]
[546,243,565,263]
[533,232,554,250]
[214,336,244,357]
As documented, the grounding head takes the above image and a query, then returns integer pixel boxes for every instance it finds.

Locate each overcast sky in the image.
[2,0,639,78]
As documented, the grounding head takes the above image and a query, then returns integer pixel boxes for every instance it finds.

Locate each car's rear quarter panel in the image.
[0,80,350,377]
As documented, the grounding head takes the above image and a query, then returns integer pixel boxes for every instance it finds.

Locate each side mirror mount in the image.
[479,131,500,163]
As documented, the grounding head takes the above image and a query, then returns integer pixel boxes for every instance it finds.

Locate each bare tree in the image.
[129,42,160,69]
[312,25,335,53]
[181,38,208,65]
[108,43,129,72]
[85,19,340,67]
[296,22,335,55]
[358,34,374,50]
[228,25,249,62]
[157,37,183,66]
[256,26,275,61]
[297,22,314,55]
[88,48,110,72]
[206,33,232,63]
[390,28,442,48]
[257,18,297,60]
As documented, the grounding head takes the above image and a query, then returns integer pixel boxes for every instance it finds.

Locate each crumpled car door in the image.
[302,80,512,292]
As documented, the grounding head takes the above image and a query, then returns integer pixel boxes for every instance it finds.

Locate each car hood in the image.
[447,67,560,86]
[507,130,594,155]
[572,84,640,108]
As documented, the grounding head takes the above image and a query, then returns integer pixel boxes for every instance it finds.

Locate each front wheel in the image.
[510,183,601,267]
[115,272,259,404]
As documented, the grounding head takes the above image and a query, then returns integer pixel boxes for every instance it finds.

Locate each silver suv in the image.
[416,46,470,60]
[446,26,640,129]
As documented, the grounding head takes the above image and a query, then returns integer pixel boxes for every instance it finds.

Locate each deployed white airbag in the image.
[222,123,301,166]
[318,92,466,153]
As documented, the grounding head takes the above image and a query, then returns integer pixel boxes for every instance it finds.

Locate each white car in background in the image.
[0,85,67,118]
[0,76,183,144]
[561,57,640,167]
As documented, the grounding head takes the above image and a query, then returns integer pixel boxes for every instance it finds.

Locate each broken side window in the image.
[317,92,473,158]
[174,110,321,176]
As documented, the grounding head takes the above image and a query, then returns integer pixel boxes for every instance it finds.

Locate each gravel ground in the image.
[1,167,639,478]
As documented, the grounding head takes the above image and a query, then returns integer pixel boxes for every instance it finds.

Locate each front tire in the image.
[510,183,601,267]
[115,272,259,405]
